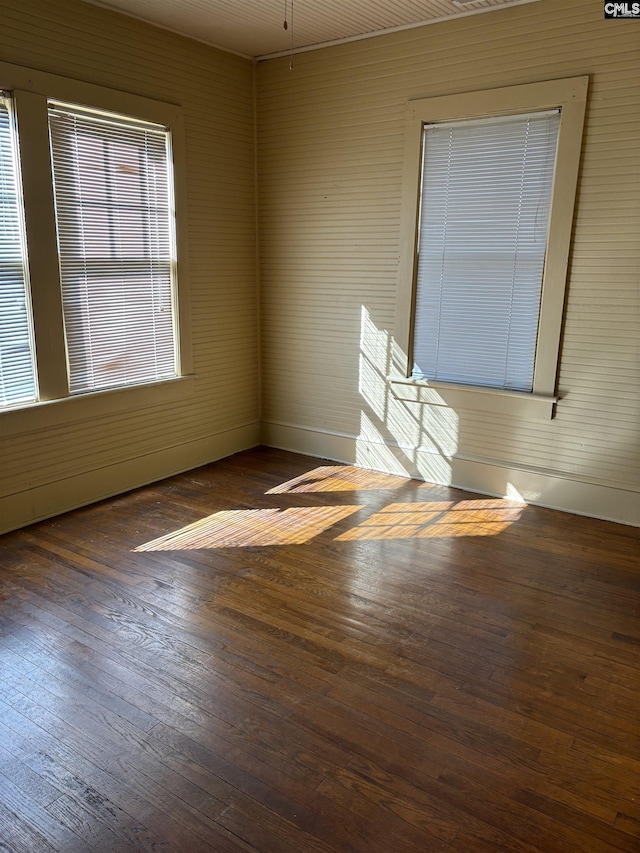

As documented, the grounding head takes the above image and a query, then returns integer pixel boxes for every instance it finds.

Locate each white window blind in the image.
[0,93,37,407]
[412,110,561,392]
[48,102,178,395]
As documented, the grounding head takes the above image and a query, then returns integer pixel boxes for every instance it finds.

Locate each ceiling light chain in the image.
[283,0,294,69]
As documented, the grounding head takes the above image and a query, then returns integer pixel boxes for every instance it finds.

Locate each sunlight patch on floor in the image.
[335,500,523,540]
[266,466,408,494]
[134,505,361,550]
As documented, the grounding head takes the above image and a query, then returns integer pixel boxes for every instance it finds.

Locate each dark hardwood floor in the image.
[0,446,638,852]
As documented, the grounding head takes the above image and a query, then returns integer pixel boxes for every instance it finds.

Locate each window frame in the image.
[391,77,588,420]
[0,60,193,432]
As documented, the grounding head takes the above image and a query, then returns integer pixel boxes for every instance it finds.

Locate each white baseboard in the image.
[0,422,260,535]
[261,420,639,527]
[3,419,636,533]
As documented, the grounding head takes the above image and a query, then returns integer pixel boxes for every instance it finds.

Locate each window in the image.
[49,103,177,394]
[392,78,588,419]
[0,60,192,423]
[413,110,560,392]
[0,93,36,406]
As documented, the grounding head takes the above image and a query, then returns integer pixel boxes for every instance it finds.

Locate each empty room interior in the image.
[0,0,638,850]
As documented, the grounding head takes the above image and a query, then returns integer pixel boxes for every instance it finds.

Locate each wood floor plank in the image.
[0,772,85,852]
[24,742,234,853]
[0,803,59,853]
[1,446,638,852]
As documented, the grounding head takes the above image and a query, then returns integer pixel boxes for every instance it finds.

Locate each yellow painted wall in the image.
[1,0,637,529]
[0,0,259,531]
[257,0,639,524]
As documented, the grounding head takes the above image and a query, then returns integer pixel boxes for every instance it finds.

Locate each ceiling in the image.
[83,0,539,60]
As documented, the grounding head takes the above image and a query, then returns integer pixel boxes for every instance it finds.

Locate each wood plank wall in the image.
[0,0,637,531]
[257,0,639,524]
[0,0,260,532]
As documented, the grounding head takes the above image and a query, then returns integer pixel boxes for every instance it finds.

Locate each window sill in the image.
[388,376,557,420]
[0,375,196,438]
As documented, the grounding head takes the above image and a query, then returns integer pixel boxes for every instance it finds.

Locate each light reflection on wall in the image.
[356,306,459,485]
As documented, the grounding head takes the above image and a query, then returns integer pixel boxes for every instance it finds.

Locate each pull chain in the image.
[283,0,294,69]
